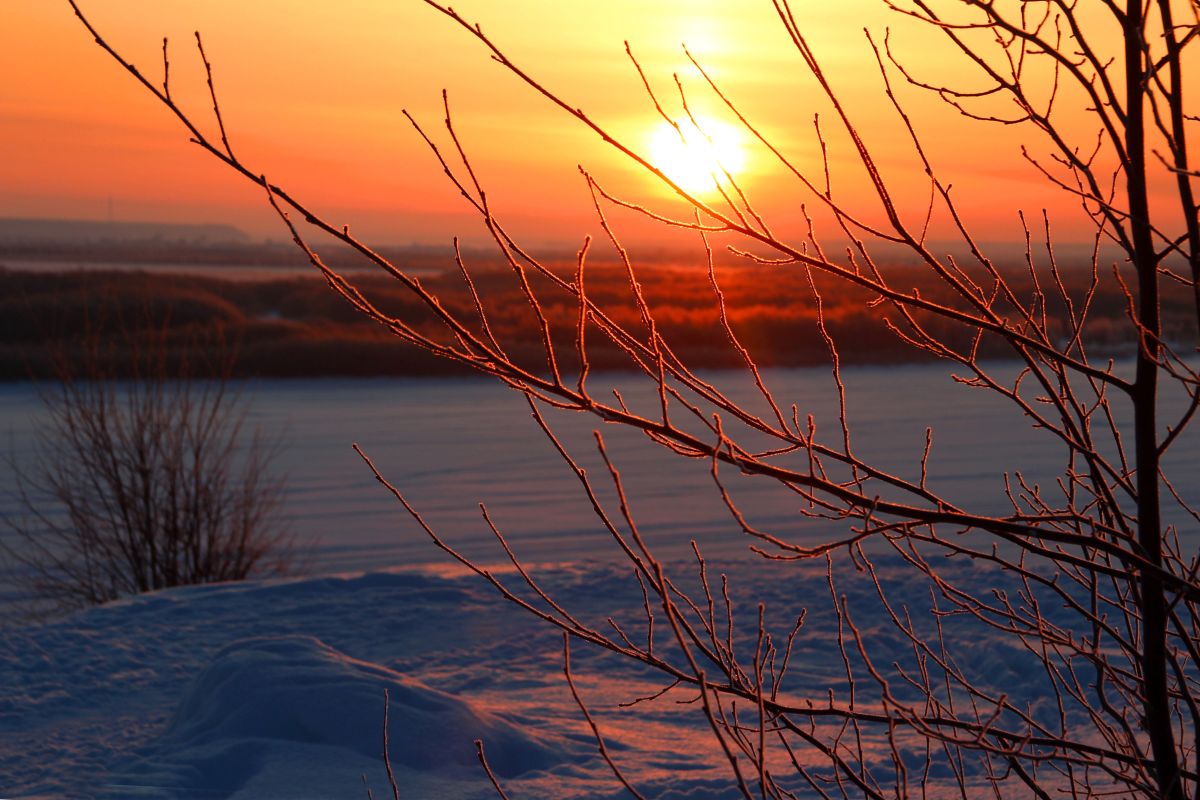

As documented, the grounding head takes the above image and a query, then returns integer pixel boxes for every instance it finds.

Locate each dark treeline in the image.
[1,260,1188,380]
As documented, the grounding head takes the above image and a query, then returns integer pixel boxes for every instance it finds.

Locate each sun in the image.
[647,116,747,195]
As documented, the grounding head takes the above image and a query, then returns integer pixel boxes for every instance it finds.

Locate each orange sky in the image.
[0,1,1150,248]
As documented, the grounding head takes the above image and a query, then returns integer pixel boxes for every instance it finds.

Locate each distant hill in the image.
[0,218,249,246]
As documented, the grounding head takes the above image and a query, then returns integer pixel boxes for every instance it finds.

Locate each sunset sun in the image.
[646,116,747,195]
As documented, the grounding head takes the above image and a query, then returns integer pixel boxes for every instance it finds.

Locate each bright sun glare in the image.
[647,116,747,195]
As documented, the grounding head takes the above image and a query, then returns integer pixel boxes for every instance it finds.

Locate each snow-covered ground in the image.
[3,561,648,799]
[3,366,1194,798]
[2,551,1065,799]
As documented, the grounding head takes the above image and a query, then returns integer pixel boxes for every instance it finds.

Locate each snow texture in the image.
[1,553,1062,800]
[4,362,1170,800]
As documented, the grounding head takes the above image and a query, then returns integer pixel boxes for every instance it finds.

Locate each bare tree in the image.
[4,321,289,612]
[64,0,1198,796]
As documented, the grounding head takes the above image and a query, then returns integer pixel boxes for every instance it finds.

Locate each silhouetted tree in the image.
[67,0,1198,796]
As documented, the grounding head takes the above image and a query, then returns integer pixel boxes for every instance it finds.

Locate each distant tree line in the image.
[2,262,1188,381]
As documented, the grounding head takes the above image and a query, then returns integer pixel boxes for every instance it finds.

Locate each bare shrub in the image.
[4,323,289,612]
[67,1,1198,797]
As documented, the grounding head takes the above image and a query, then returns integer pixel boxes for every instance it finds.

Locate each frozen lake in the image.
[2,361,1197,584]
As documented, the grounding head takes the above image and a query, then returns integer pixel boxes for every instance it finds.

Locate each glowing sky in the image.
[1,1,1133,247]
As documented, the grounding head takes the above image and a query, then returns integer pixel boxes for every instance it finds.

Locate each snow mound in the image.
[102,634,568,799]
[168,634,557,776]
